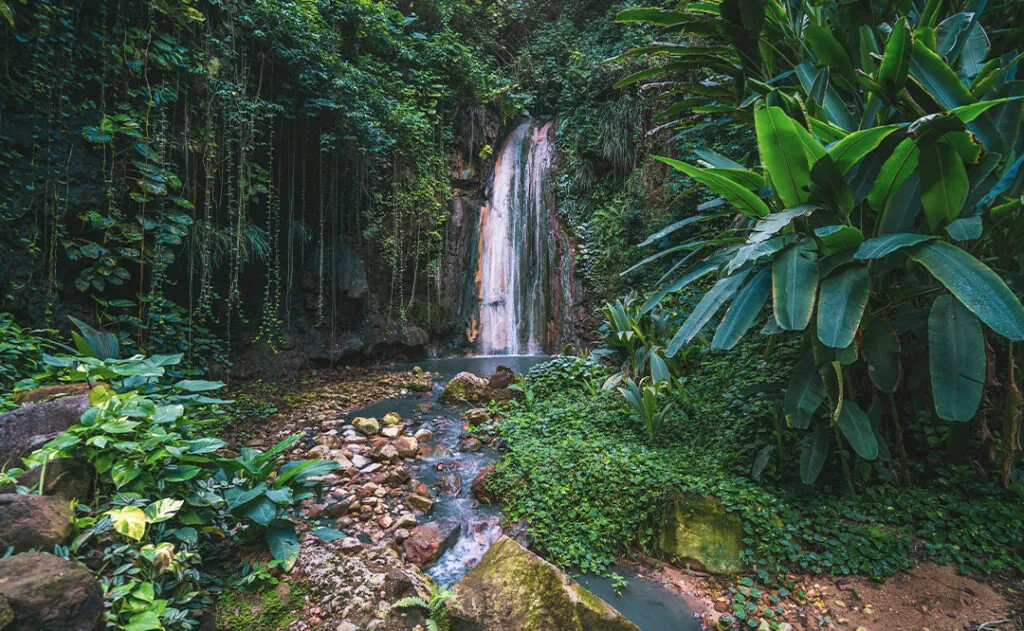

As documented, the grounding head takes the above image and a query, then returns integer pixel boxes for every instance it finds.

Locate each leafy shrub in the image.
[0,313,55,409]
[524,355,606,396]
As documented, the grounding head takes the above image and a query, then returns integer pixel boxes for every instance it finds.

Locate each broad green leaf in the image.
[245,497,278,527]
[173,379,225,392]
[854,233,932,260]
[265,519,300,571]
[69,316,120,360]
[144,498,183,524]
[907,241,1024,340]
[920,141,968,231]
[655,157,771,218]
[311,527,348,542]
[910,38,974,110]
[706,167,766,191]
[749,204,819,244]
[867,138,919,215]
[694,148,744,169]
[712,268,772,350]
[862,319,902,393]
[796,62,857,131]
[650,352,671,383]
[945,216,983,240]
[614,7,687,26]
[227,483,268,509]
[810,154,854,215]
[929,294,986,421]
[800,424,830,484]
[109,506,148,541]
[837,400,879,460]
[667,268,752,356]
[814,225,864,255]
[642,259,722,313]
[728,235,796,274]
[124,611,163,631]
[785,356,827,429]
[805,21,855,88]
[826,125,900,174]
[817,265,870,349]
[878,17,912,94]
[755,106,812,208]
[772,241,819,331]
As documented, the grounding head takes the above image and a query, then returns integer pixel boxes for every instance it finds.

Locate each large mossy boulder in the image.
[449,536,639,631]
[657,495,746,575]
[0,552,104,630]
[438,372,489,405]
[0,394,91,468]
[0,494,74,553]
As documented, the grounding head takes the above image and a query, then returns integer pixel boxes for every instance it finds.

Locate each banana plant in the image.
[621,0,1024,487]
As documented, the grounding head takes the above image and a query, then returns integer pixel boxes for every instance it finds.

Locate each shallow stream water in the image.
[346,355,703,631]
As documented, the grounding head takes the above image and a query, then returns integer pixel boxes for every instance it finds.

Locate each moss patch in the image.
[658,495,746,575]
[216,582,303,631]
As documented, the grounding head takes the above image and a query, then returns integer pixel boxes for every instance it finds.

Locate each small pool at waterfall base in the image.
[345,355,703,631]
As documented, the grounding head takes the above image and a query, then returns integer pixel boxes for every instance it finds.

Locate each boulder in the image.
[0,494,73,552]
[402,521,461,567]
[0,552,104,630]
[413,428,433,441]
[11,383,93,405]
[441,474,462,497]
[353,417,380,436]
[459,437,483,453]
[438,372,489,405]
[462,408,491,426]
[449,536,639,631]
[0,394,91,467]
[382,412,403,426]
[471,467,497,505]
[0,458,94,500]
[657,495,746,575]
[488,365,515,390]
[381,425,402,439]
[393,436,419,459]
[405,494,434,514]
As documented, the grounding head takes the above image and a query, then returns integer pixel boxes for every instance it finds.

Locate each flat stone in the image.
[360,463,382,474]
[351,454,371,468]
[381,425,402,439]
[406,494,434,514]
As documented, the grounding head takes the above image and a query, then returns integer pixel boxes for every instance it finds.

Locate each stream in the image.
[341,355,703,631]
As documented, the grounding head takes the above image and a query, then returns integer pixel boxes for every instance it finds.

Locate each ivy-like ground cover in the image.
[489,355,1024,581]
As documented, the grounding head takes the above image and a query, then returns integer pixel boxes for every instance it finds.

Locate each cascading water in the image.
[476,121,558,355]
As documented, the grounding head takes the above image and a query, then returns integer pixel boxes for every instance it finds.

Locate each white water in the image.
[476,121,556,355]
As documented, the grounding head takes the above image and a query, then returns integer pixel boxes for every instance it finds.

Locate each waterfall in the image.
[476,121,558,355]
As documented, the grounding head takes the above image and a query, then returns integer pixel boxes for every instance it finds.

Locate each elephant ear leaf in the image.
[755,106,813,209]
[928,294,986,422]
[837,400,879,460]
[772,240,819,331]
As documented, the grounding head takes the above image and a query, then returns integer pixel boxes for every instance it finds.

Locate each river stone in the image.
[413,428,433,441]
[462,408,491,426]
[393,436,419,458]
[353,417,380,436]
[459,437,483,452]
[402,521,461,566]
[405,493,434,514]
[0,494,73,552]
[0,552,104,630]
[438,372,489,405]
[382,412,403,426]
[449,536,639,631]
[471,466,497,505]
[0,458,94,500]
[381,425,402,439]
[657,495,746,575]
[0,394,91,468]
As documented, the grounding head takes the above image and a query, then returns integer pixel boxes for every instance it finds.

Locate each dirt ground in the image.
[640,554,1021,631]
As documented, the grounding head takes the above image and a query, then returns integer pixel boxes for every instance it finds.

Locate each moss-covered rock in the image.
[438,372,489,405]
[657,495,746,575]
[353,417,380,435]
[216,582,302,631]
[449,536,639,631]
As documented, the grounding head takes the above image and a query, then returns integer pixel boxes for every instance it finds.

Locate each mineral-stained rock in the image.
[441,474,462,497]
[471,466,497,505]
[657,494,746,575]
[438,372,489,405]
[11,383,94,405]
[402,521,461,566]
[0,394,91,468]
[0,494,73,553]
[353,417,380,436]
[405,494,434,514]
[459,437,483,453]
[384,467,411,486]
[0,458,94,500]
[393,436,419,458]
[449,536,639,631]
[0,552,104,631]
[462,408,491,426]
[381,425,402,439]
[413,428,433,441]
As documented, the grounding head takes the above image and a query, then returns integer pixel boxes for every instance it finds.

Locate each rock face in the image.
[449,536,639,631]
[0,394,91,467]
[402,521,461,567]
[657,495,746,575]
[0,458,94,500]
[0,552,104,630]
[0,494,73,552]
[438,372,489,405]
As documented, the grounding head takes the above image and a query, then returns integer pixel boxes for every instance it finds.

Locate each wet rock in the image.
[378,515,394,529]
[438,372,489,405]
[360,463,382,475]
[0,394,92,468]
[393,436,419,458]
[351,454,371,469]
[381,425,402,439]
[412,481,430,497]
[382,412,403,426]
[426,444,452,459]
[394,513,418,530]
[441,474,463,497]
[0,459,94,500]
[657,494,746,574]
[402,521,461,567]
[488,365,516,390]
[0,552,104,631]
[406,494,434,514]
[316,434,344,449]
[353,417,380,436]
[449,536,639,631]
[413,428,433,441]
[462,408,491,426]
[394,528,410,541]
[0,494,73,553]
[471,466,497,505]
[375,444,400,462]
[384,467,411,486]
[459,437,483,453]
[416,403,434,413]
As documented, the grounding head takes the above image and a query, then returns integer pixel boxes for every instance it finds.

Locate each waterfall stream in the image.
[476,121,557,355]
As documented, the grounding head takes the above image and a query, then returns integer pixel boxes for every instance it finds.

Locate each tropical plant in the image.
[617,0,1024,489]
[618,376,678,442]
[394,586,454,631]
